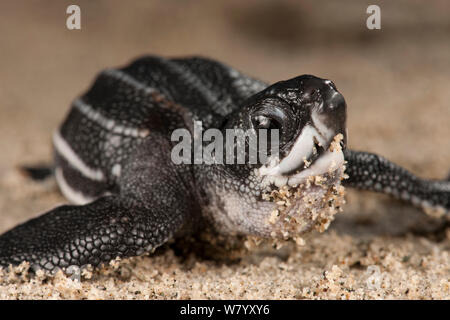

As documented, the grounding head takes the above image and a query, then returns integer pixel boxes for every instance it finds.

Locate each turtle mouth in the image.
[282,134,328,176]
[257,125,345,187]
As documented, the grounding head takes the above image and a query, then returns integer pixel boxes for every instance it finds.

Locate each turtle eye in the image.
[250,98,297,148]
[252,115,281,130]
[252,104,287,134]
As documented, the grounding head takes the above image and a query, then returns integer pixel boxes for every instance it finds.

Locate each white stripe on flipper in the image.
[55,168,95,205]
[102,69,157,95]
[73,99,150,138]
[164,61,218,104]
[228,68,267,97]
[53,130,105,181]
[161,60,232,116]
[434,181,450,192]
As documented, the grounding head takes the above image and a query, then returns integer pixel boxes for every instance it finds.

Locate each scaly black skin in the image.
[0,56,448,273]
[343,150,449,210]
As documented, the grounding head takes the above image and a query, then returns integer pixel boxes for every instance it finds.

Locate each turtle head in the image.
[225,74,347,179]
[216,75,348,239]
[254,75,347,185]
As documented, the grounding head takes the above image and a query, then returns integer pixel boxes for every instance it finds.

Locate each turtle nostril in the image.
[324,79,337,91]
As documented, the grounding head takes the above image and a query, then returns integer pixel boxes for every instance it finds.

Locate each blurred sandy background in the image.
[0,0,449,299]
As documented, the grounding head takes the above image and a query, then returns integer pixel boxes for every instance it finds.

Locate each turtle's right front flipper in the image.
[343,149,450,217]
[0,137,199,273]
[0,195,187,273]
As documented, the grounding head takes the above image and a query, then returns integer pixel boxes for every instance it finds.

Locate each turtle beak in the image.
[311,79,347,150]
[257,75,347,185]
[274,77,347,176]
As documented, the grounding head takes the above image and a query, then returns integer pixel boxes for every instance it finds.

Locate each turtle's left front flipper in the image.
[343,149,449,217]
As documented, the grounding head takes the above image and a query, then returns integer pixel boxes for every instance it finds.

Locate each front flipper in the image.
[343,149,449,216]
[0,196,186,272]
[0,137,198,273]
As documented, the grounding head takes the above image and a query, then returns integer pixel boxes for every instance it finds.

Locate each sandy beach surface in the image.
[0,0,449,299]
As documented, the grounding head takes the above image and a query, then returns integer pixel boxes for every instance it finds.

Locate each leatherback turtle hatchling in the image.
[0,56,448,273]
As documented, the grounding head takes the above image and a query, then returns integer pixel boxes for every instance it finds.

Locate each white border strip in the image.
[55,168,95,205]
[73,99,149,138]
[53,130,105,181]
